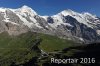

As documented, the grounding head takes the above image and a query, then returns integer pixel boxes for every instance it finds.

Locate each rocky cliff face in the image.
[0,5,100,43]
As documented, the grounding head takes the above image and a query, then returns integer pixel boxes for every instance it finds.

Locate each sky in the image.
[0,0,100,16]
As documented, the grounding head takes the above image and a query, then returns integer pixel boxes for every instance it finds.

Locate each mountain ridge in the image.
[0,5,100,43]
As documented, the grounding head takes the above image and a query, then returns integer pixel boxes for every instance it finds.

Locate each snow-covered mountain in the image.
[0,5,100,43]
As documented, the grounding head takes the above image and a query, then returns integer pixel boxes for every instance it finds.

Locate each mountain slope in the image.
[0,5,100,43]
[0,32,77,66]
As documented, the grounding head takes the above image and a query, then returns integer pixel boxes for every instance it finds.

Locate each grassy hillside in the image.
[0,32,77,66]
[0,32,41,66]
[38,33,77,52]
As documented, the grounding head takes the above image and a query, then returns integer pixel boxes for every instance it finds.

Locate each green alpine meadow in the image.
[0,32,77,66]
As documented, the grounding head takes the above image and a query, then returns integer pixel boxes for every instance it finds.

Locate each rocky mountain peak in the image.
[13,5,37,17]
[58,9,77,16]
[22,5,37,15]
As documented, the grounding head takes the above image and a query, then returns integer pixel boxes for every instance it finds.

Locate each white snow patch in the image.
[29,17,37,23]
[59,9,74,16]
[79,37,84,42]
[63,23,73,27]
[48,15,63,28]
[0,8,6,12]
[16,14,43,28]
[97,30,100,35]
[30,17,43,28]
[16,14,33,28]
[40,16,48,21]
